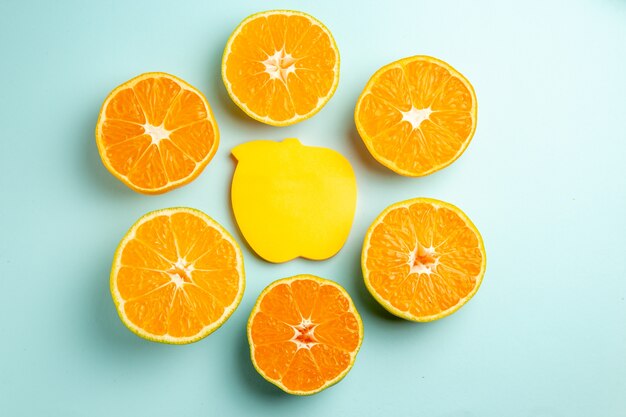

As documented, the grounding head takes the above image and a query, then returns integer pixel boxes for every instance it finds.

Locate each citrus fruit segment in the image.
[355,56,477,176]
[96,72,219,194]
[248,275,363,395]
[222,10,340,126]
[231,138,357,263]
[362,198,486,321]
[110,207,245,344]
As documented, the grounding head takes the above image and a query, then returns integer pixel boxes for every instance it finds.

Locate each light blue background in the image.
[1,0,625,415]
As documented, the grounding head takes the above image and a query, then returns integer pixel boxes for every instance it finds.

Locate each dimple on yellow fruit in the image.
[222,10,340,126]
[110,207,245,344]
[355,56,477,176]
[248,275,363,395]
[96,72,219,194]
[231,138,357,263]
[362,197,486,322]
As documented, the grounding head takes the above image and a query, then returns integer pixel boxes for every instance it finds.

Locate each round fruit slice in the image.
[362,198,486,321]
[248,275,363,395]
[222,10,340,126]
[355,56,477,176]
[96,72,219,194]
[110,207,244,344]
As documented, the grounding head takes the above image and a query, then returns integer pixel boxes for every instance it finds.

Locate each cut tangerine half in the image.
[96,72,219,194]
[362,198,486,321]
[222,10,340,126]
[110,207,245,344]
[248,275,363,395]
[355,56,477,176]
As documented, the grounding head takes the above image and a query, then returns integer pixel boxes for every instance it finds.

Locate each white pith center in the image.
[290,318,317,350]
[402,106,432,129]
[143,123,171,145]
[262,49,297,82]
[168,258,194,288]
[409,245,439,275]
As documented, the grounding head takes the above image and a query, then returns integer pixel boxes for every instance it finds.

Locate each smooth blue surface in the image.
[1,0,625,415]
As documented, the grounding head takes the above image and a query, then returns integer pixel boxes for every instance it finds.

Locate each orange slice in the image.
[110,207,245,344]
[222,10,340,126]
[362,198,486,321]
[96,72,219,194]
[355,56,477,176]
[248,275,363,395]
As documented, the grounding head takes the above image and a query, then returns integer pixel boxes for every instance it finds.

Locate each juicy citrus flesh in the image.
[110,207,245,344]
[222,10,340,126]
[96,72,219,194]
[362,198,486,321]
[355,56,477,176]
[248,275,363,395]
